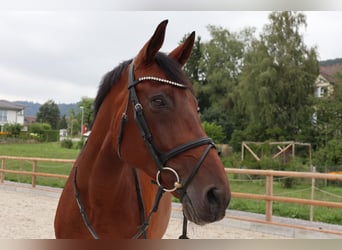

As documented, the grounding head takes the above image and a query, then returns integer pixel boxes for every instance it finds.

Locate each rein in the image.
[73,59,215,239]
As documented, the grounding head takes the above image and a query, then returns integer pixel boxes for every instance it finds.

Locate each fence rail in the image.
[225,168,342,223]
[1,156,342,235]
[226,168,342,180]
[0,156,71,187]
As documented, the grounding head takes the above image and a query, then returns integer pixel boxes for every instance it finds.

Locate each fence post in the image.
[310,166,316,221]
[265,174,273,221]
[0,159,5,183]
[32,160,37,188]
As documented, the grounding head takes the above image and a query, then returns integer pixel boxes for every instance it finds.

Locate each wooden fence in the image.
[225,168,342,236]
[0,156,71,187]
[1,155,342,235]
[225,168,342,218]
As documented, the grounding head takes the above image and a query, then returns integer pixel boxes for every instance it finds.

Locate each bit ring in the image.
[156,167,182,192]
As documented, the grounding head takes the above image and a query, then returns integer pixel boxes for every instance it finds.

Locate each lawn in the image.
[228,174,342,225]
[0,142,80,159]
[0,142,80,187]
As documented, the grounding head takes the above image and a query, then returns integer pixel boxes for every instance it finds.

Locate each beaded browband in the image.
[137,76,188,88]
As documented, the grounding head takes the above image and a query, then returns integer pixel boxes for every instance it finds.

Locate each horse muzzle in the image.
[181,183,231,225]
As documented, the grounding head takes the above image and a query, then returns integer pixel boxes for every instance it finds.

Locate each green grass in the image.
[0,142,80,159]
[0,142,80,187]
[228,175,342,225]
[1,142,342,225]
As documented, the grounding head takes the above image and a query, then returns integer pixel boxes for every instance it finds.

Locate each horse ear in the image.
[135,20,168,66]
[169,31,195,66]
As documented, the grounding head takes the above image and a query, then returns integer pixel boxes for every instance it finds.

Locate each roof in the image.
[24,116,36,124]
[319,64,342,84]
[0,100,25,111]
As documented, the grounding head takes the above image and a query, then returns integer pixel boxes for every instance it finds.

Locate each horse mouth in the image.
[181,192,227,225]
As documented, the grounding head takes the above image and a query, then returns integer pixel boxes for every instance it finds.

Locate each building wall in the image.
[0,110,24,126]
[315,74,334,97]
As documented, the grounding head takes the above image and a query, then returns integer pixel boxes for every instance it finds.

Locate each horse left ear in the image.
[135,20,168,66]
[169,31,195,66]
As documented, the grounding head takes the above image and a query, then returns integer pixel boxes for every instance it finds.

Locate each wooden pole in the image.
[32,160,37,188]
[292,142,295,159]
[310,166,316,221]
[272,143,292,159]
[265,175,273,221]
[243,143,261,161]
[0,159,5,183]
[309,144,313,170]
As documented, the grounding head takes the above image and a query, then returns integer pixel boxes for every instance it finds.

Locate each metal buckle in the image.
[156,167,182,192]
[135,103,143,112]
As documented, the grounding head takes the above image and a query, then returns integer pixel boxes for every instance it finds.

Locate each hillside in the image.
[319,58,342,66]
[14,101,79,117]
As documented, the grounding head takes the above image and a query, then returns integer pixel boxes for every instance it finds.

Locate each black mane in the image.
[93,59,132,121]
[92,52,191,126]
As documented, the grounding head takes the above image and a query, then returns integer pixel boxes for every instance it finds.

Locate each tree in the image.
[58,115,68,129]
[202,121,226,143]
[78,97,94,129]
[67,108,78,137]
[235,11,319,144]
[183,34,203,85]
[197,25,248,110]
[193,25,256,142]
[36,100,60,129]
[314,72,342,147]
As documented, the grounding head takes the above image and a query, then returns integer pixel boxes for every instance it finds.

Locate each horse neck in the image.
[75,77,130,192]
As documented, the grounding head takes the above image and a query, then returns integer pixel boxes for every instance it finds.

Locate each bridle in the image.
[74,59,216,239]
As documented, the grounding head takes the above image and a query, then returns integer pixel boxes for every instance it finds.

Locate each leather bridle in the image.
[74,59,216,239]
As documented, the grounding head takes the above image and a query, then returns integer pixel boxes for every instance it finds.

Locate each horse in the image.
[54,20,231,239]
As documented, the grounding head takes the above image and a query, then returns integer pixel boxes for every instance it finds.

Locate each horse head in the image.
[118,20,231,225]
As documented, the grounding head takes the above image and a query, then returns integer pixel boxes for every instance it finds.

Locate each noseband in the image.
[74,59,216,239]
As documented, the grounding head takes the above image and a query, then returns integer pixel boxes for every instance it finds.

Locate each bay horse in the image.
[54,20,231,239]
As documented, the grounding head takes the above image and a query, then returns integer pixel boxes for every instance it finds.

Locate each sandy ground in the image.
[0,185,290,239]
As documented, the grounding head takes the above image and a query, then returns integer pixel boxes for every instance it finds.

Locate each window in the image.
[320,87,328,97]
[0,110,7,123]
[17,110,24,116]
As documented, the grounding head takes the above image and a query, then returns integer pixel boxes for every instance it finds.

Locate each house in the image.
[315,64,342,97]
[24,116,36,126]
[0,100,25,132]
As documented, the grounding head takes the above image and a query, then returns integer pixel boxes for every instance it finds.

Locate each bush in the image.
[61,139,73,149]
[222,152,241,168]
[259,156,282,170]
[202,121,226,144]
[40,130,59,142]
[29,123,51,134]
[28,123,59,142]
[0,131,10,137]
[314,139,342,171]
[76,138,85,149]
[3,123,22,137]
[230,129,245,152]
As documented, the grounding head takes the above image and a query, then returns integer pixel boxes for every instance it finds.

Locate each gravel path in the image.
[0,182,340,239]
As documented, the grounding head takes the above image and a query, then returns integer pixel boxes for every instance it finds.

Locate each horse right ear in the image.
[135,20,168,67]
[169,31,195,66]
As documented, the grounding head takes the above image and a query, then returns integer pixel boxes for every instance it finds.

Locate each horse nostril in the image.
[206,187,222,207]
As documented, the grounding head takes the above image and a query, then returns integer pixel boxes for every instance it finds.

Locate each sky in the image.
[1,11,342,104]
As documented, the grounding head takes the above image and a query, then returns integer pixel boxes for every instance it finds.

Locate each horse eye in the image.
[151,97,166,108]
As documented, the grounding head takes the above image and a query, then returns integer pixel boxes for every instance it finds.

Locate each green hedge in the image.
[40,130,59,142]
